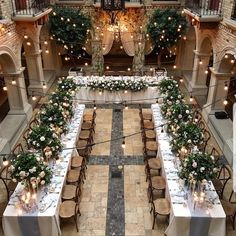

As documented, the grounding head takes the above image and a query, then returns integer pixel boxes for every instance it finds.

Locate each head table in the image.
[2,104,85,236]
[151,104,226,236]
[74,75,165,104]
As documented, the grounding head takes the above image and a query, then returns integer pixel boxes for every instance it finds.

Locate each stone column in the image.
[133,35,145,75]
[202,68,231,120]
[25,50,45,94]
[41,41,55,71]
[91,39,104,75]
[190,50,210,95]
[4,68,32,121]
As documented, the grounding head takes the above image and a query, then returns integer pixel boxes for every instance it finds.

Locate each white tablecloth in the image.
[151,104,226,236]
[3,104,85,236]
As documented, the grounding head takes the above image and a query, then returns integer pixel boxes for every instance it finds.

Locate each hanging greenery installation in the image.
[49,6,91,55]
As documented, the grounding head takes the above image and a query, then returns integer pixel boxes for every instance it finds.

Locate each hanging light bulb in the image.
[2,157,9,166]
[125,103,128,110]
[224,54,228,59]
[223,99,228,105]
[24,34,28,39]
[224,82,228,91]
[231,59,235,64]
[199,59,203,65]
[11,79,16,85]
[122,138,126,149]
[67,18,70,22]
[205,69,208,74]
[99,90,102,95]
[189,94,193,102]
[42,81,47,89]
[3,85,7,91]
[45,49,49,54]
[26,41,31,46]
[32,93,36,101]
[61,17,64,21]
[85,62,88,66]
[127,68,131,71]
[106,66,110,70]
[194,114,199,123]
[180,78,183,83]
[93,102,97,110]
[173,65,177,69]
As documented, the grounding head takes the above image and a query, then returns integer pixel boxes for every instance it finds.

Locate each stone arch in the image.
[218,47,236,73]
[0,46,18,73]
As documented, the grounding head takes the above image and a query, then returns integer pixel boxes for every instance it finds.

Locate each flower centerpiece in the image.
[39,104,68,133]
[87,78,148,92]
[158,78,179,95]
[165,103,193,133]
[179,152,219,186]
[28,125,62,158]
[57,77,77,94]
[10,153,53,192]
[170,122,204,155]
[49,90,74,118]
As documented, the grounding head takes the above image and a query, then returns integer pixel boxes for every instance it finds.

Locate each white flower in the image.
[213,168,218,173]
[187,139,192,143]
[19,171,26,177]
[36,157,41,162]
[12,178,17,182]
[40,180,45,185]
[178,114,182,119]
[49,117,52,121]
[200,167,205,172]
[33,141,36,145]
[9,165,15,171]
[210,155,214,161]
[192,162,197,168]
[39,171,45,178]
[186,110,190,114]
[30,177,36,182]
[40,136,45,142]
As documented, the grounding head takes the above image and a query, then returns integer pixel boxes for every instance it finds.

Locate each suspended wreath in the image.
[147,9,187,51]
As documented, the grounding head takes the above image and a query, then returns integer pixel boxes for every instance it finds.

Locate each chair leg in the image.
[74,215,79,232]
[152,213,156,230]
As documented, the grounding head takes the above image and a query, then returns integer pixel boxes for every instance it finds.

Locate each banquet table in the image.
[2,104,85,236]
[73,75,165,104]
[151,104,226,236]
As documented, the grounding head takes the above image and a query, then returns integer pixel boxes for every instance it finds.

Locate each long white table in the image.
[151,104,226,236]
[3,104,85,236]
[73,75,165,104]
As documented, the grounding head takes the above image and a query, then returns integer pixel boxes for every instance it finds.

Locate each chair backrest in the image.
[217,164,232,186]
[198,120,205,129]
[11,143,24,156]
[193,109,202,124]
[22,128,31,149]
[29,118,39,130]
[210,147,221,163]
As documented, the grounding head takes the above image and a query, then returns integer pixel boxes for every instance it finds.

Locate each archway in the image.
[0,52,17,121]
[218,52,236,120]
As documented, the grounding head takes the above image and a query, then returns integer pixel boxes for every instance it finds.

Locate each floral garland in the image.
[28,125,62,158]
[57,77,77,93]
[178,152,219,184]
[87,78,149,92]
[158,78,179,95]
[170,122,204,154]
[10,153,53,190]
[39,104,68,133]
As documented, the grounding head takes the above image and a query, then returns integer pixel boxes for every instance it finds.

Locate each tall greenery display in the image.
[147,9,187,64]
[49,6,91,55]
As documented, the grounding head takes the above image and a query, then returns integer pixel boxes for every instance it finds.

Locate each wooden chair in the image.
[198,120,205,129]
[199,129,211,152]
[59,200,81,232]
[22,128,31,149]
[210,147,221,163]
[147,173,166,200]
[212,165,232,199]
[143,142,157,158]
[145,156,162,182]
[66,169,83,185]
[0,159,17,200]
[193,109,202,124]
[29,118,39,130]
[220,190,236,230]
[71,155,87,180]
[62,184,81,202]
[11,143,24,156]
[148,178,170,229]
[144,130,156,141]
[143,120,154,130]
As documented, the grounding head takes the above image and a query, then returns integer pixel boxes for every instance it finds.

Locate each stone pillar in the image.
[133,36,145,75]
[91,39,104,75]
[25,50,45,93]
[190,50,210,95]
[41,41,55,71]
[4,68,32,121]
[202,68,231,120]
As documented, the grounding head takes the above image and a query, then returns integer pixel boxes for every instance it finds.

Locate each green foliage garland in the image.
[49,6,91,55]
[147,9,187,50]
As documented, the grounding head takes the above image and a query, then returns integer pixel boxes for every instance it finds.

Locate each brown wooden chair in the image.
[199,129,211,152]
[192,109,202,124]
[62,184,81,202]
[212,165,232,199]
[210,147,221,163]
[0,159,17,200]
[220,190,236,230]
[66,169,83,185]
[198,120,205,129]
[29,118,39,130]
[59,200,81,232]
[71,155,87,180]
[22,128,31,149]
[145,156,162,182]
[148,177,170,229]
[143,120,155,130]
[11,143,24,156]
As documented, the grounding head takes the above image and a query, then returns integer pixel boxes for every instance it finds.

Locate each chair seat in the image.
[212,179,223,192]
[145,130,156,139]
[152,176,166,190]
[62,185,77,200]
[83,114,93,121]
[67,169,81,183]
[221,200,236,216]
[71,156,84,168]
[148,158,161,170]
[143,113,152,121]
[59,201,76,218]
[77,140,88,150]
[144,121,154,130]
[154,198,170,215]
[146,141,158,151]
[79,130,90,140]
[81,121,92,130]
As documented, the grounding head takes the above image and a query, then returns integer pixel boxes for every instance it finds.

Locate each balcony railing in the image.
[94,0,142,4]
[11,0,51,16]
[185,0,223,16]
